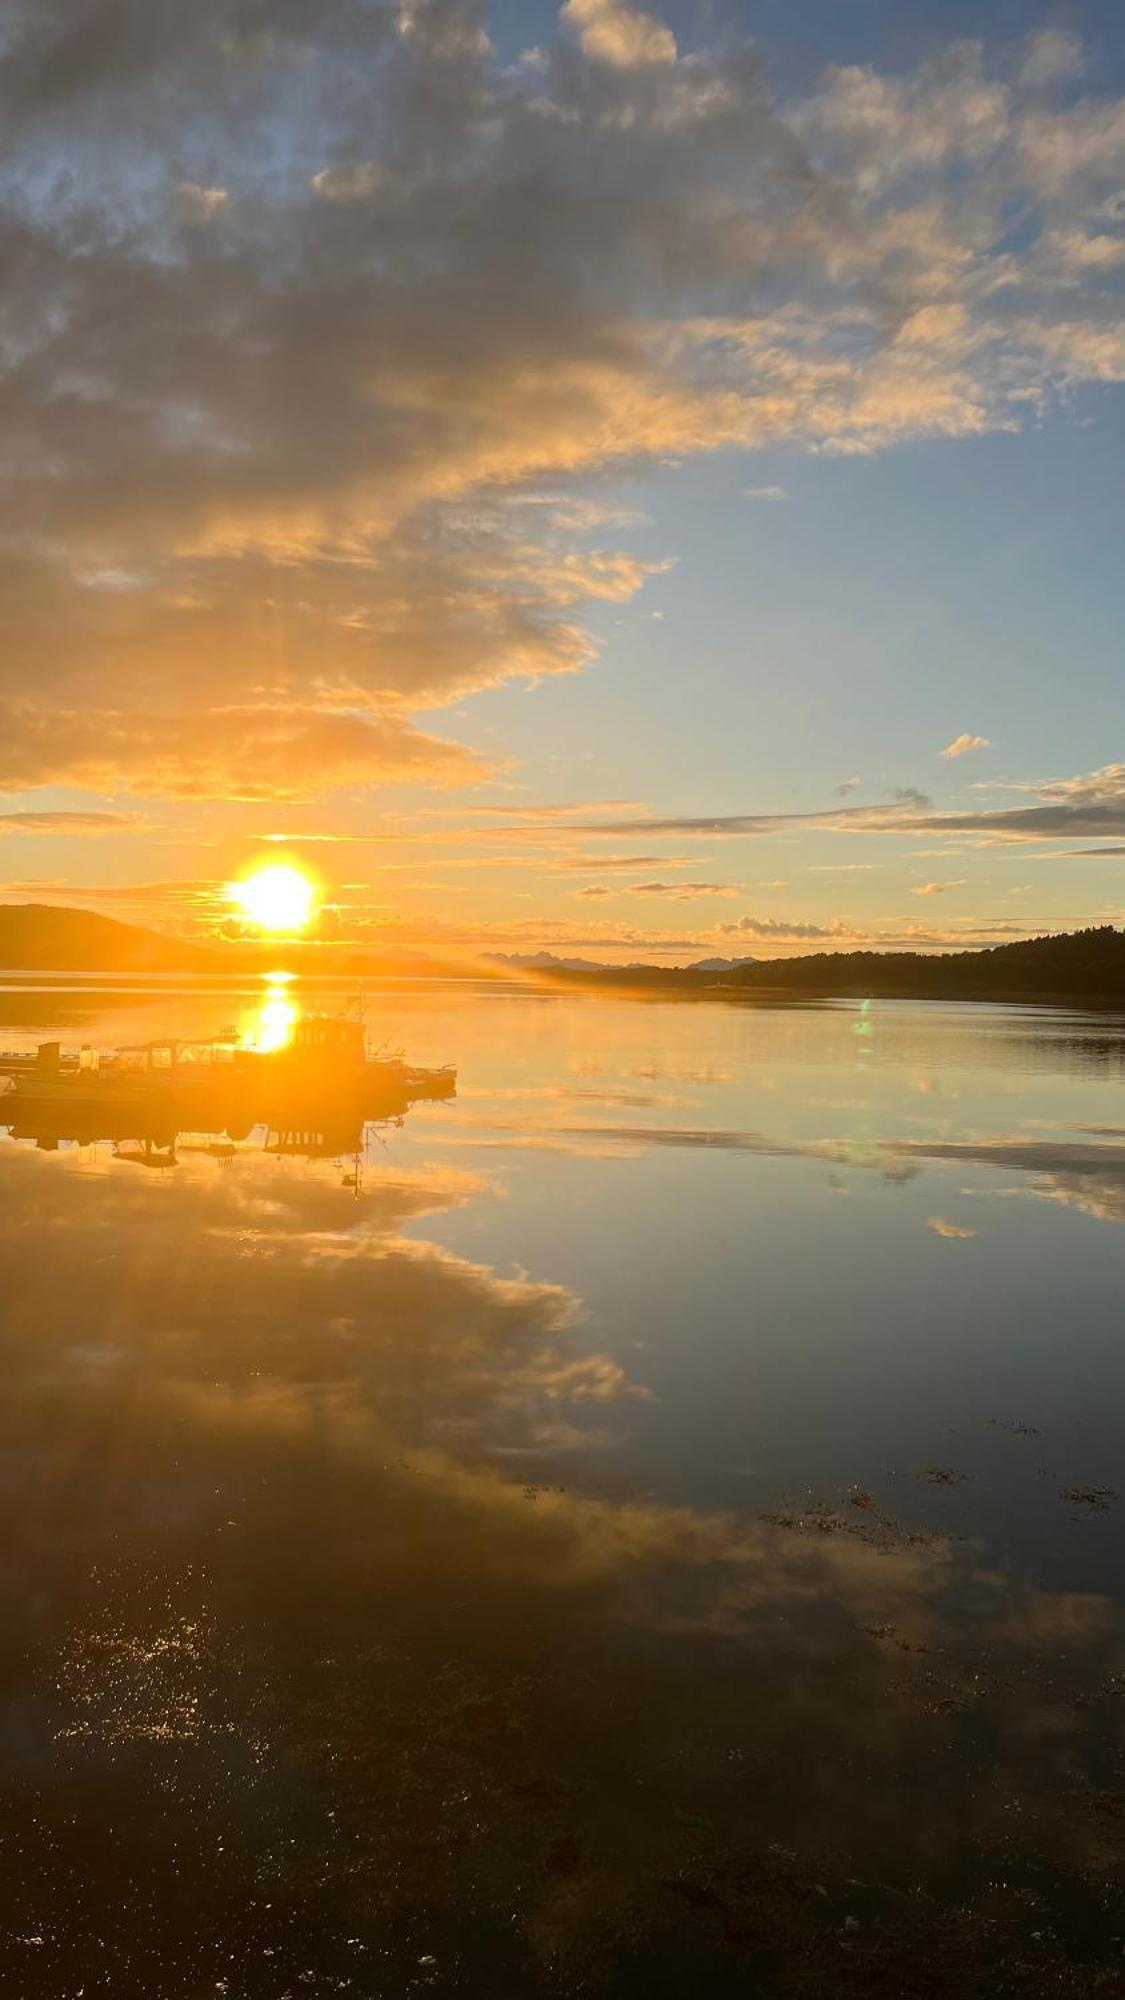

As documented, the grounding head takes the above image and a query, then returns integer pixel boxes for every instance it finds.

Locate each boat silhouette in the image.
[0,1016,455,1163]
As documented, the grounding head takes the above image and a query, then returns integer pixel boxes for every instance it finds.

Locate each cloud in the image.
[537,761,1125,850]
[1038,764,1125,808]
[552,851,698,872]
[523,799,936,839]
[631,880,733,897]
[799,44,1010,193]
[175,183,229,224]
[0,703,484,800]
[928,764,1125,842]
[574,878,733,902]
[0,877,222,917]
[913,880,966,896]
[438,800,650,821]
[835,776,863,796]
[0,9,1123,799]
[1040,228,1125,275]
[742,485,789,502]
[561,0,677,68]
[928,1217,976,1240]
[673,914,1030,953]
[1018,97,1125,186]
[941,734,991,760]
[716,915,855,941]
[310,162,385,203]
[1018,30,1085,89]
[0,810,142,836]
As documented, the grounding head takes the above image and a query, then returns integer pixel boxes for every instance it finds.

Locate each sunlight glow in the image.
[228,863,317,935]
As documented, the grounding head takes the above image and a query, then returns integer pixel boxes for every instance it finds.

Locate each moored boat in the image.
[0,1014,456,1156]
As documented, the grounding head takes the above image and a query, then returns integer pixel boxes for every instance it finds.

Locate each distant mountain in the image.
[0,904,217,972]
[686,955,758,972]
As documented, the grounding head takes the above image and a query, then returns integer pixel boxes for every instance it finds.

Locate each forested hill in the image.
[517,926,1125,1001]
[715,925,1125,999]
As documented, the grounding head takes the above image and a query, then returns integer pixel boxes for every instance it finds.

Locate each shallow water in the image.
[1,981,1124,1995]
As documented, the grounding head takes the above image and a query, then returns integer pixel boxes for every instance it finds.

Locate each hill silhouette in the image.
[0,904,493,980]
[717,926,1125,1000]
[0,904,218,972]
[3,906,1124,1002]
[513,926,1125,1003]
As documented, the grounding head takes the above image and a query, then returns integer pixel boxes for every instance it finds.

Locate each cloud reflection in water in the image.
[0,1127,1122,1992]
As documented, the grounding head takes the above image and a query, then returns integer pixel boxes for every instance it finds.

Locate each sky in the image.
[1,0,1124,962]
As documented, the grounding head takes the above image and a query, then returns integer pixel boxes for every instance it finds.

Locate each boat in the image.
[0,1016,456,1160]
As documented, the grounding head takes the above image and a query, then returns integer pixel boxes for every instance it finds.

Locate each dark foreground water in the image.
[1,980,1124,1997]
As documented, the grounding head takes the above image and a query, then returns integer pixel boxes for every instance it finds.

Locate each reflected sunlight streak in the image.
[242,977,300,1053]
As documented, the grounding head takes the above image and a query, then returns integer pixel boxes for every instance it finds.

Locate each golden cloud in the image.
[1,10,1122,798]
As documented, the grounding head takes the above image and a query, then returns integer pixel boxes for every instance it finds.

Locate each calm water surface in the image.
[1,982,1124,1996]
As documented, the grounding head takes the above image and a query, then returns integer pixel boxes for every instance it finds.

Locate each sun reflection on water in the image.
[240,975,300,1053]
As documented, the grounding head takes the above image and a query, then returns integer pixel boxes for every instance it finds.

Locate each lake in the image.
[1,979,1124,1995]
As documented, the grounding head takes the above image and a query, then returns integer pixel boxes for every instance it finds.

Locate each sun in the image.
[228,863,317,935]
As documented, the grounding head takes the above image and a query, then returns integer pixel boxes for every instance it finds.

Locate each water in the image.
[2,980,1124,1995]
